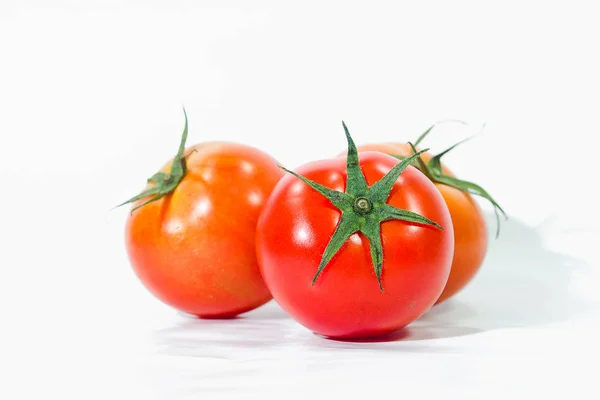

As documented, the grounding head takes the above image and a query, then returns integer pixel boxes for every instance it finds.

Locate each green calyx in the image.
[116,108,194,214]
[395,122,508,238]
[279,122,443,291]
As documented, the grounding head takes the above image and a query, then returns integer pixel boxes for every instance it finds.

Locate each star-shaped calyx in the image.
[279,122,443,291]
[394,122,507,238]
[116,108,196,214]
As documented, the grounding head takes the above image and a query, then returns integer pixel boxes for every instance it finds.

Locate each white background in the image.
[1,1,599,399]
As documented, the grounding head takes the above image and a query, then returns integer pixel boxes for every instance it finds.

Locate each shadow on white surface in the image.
[153,214,591,355]
[146,215,596,396]
[410,214,590,336]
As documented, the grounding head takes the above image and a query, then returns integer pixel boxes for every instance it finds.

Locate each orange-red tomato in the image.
[352,143,488,304]
[125,142,283,317]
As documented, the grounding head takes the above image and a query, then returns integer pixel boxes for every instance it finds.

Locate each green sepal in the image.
[390,154,420,170]
[115,186,163,210]
[414,124,437,147]
[147,172,173,184]
[376,204,444,230]
[116,108,192,214]
[396,122,507,237]
[407,142,433,179]
[369,149,428,204]
[361,218,384,291]
[427,135,474,176]
[434,174,507,238]
[311,213,360,285]
[342,121,369,195]
[277,165,354,210]
[414,119,466,146]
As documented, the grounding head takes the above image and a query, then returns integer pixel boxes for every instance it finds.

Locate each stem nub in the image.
[354,197,373,215]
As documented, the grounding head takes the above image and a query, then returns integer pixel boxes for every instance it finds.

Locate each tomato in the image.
[256,124,454,339]
[352,137,502,304]
[121,113,283,317]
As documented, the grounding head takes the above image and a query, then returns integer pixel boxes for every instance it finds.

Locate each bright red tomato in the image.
[256,131,454,339]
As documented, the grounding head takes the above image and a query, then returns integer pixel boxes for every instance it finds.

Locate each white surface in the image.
[1,1,599,399]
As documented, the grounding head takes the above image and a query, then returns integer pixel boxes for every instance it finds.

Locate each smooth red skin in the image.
[256,152,454,339]
[125,142,283,318]
[353,143,488,304]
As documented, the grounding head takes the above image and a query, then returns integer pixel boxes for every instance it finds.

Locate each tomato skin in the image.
[125,142,283,317]
[434,185,487,303]
[256,152,453,339]
[354,143,488,304]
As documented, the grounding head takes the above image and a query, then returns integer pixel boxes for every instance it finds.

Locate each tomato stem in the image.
[354,197,373,215]
[278,122,443,291]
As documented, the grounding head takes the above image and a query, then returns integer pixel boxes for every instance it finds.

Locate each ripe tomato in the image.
[256,124,454,339]
[352,136,502,304]
[122,113,283,317]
